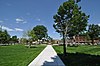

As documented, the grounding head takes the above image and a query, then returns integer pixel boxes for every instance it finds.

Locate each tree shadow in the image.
[58,52,100,66]
[42,56,65,66]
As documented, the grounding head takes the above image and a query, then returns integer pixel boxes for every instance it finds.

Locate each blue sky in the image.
[0,0,100,39]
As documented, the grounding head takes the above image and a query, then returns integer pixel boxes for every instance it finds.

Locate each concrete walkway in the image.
[28,45,65,66]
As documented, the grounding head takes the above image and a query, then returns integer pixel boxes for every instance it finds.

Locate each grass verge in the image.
[53,45,100,66]
[0,44,46,66]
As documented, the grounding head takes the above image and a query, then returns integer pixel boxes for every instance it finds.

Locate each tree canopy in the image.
[0,27,18,44]
[33,25,48,40]
[88,24,100,44]
[53,0,89,55]
[27,30,38,41]
[0,30,10,44]
[53,0,89,37]
[11,35,18,44]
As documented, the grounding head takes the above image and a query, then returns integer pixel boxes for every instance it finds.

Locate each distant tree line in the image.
[0,29,18,45]
[0,25,52,46]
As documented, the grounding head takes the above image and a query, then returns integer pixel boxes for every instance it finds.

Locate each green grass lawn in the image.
[0,44,46,66]
[53,45,100,66]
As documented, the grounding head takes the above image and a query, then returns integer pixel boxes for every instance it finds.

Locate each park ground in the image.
[53,45,100,66]
[0,44,100,66]
[0,44,45,66]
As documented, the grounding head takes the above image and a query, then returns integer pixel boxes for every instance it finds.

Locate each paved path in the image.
[28,45,65,66]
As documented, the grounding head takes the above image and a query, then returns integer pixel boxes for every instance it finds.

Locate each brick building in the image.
[72,35,100,44]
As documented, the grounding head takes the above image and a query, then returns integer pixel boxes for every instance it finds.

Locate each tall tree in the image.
[53,0,89,55]
[20,38,28,44]
[0,31,6,44]
[27,30,38,41]
[11,35,18,44]
[4,30,10,44]
[33,25,48,41]
[46,36,53,44]
[88,24,100,44]
[0,30,10,44]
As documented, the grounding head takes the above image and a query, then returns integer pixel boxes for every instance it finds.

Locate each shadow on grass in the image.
[58,52,100,66]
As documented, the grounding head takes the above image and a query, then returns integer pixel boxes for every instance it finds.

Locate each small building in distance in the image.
[67,35,100,45]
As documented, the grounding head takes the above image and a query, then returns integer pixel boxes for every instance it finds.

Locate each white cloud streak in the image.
[36,18,41,21]
[16,18,27,24]
[38,19,41,21]
[0,20,4,23]
[98,24,100,26]
[16,18,24,22]
[15,28,24,32]
[23,21,27,24]
[0,25,24,32]
[1,26,14,31]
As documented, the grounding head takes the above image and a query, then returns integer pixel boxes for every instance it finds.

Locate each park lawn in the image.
[0,44,46,66]
[53,45,100,66]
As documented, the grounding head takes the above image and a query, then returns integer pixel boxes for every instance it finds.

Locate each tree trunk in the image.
[92,38,94,45]
[38,40,41,44]
[62,31,66,56]
[29,43,31,48]
[77,34,79,45]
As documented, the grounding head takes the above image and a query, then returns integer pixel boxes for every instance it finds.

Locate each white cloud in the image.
[37,18,41,21]
[98,24,100,26]
[1,26,14,31]
[0,25,24,32]
[15,28,24,32]
[16,18,24,22]
[23,21,27,24]
[0,20,4,23]
[16,18,27,24]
